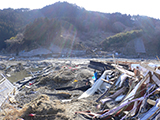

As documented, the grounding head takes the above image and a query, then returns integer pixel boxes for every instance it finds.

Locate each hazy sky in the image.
[0,0,159,19]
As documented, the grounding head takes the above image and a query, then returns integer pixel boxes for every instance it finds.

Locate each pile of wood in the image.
[76,60,160,119]
[1,59,160,119]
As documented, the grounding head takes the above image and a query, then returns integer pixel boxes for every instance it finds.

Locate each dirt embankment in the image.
[0,59,100,120]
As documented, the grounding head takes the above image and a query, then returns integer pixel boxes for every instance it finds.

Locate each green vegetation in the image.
[0,8,42,49]
[0,20,16,49]
[9,36,17,40]
[0,1,160,55]
[100,29,143,50]
[40,2,133,32]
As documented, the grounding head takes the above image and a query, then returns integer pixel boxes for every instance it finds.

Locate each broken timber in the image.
[0,74,15,107]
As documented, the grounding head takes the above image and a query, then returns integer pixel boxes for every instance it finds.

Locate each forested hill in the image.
[1,2,160,56]
[0,8,43,49]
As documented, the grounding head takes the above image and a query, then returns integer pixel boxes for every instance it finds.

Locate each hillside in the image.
[1,2,160,57]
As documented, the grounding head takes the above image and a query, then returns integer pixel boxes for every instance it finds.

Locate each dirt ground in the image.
[0,57,100,120]
[0,56,159,120]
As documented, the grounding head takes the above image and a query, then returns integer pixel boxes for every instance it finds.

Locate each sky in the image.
[0,0,159,19]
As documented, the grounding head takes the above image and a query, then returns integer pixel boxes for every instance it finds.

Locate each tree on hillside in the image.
[107,13,133,29]
[0,8,43,50]
[100,29,143,50]
[41,2,79,19]
[132,16,155,34]
[0,20,16,49]
[24,17,61,46]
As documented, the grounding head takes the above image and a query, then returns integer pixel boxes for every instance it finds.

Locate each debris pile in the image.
[1,59,160,120]
[76,60,160,120]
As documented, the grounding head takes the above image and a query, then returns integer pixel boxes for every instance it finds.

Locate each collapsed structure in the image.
[0,58,160,120]
[76,60,160,119]
[0,74,15,107]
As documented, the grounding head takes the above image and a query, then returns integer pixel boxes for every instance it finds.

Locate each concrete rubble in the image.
[0,58,160,120]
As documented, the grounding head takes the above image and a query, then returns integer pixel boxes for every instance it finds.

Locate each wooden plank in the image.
[140,63,160,75]
[156,56,160,61]
[152,74,160,87]
[147,99,156,106]
[0,80,14,107]
[140,99,160,120]
[120,72,149,105]
[112,64,135,77]
[101,78,114,84]
[140,63,155,72]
